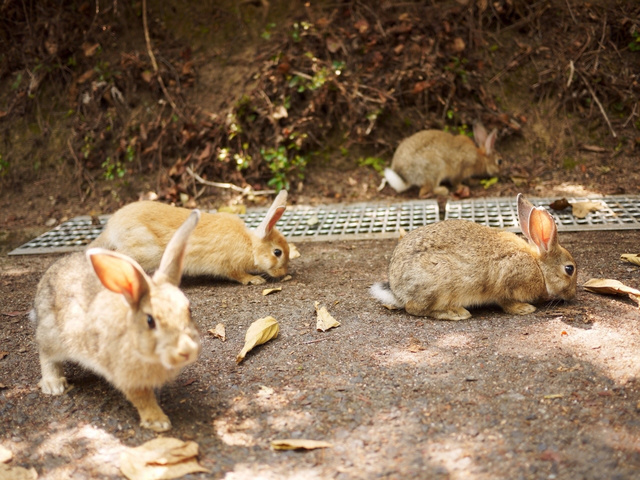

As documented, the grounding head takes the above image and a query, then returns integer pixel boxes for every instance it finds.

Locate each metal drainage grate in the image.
[445,195,640,232]
[8,200,440,255]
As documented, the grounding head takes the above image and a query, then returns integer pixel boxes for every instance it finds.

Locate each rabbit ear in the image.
[517,194,557,253]
[255,190,287,239]
[473,122,488,147]
[156,209,201,286]
[87,248,150,308]
[484,129,498,155]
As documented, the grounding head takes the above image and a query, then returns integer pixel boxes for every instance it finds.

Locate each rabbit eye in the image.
[564,265,575,276]
[147,315,156,329]
[274,249,283,258]
[497,158,503,166]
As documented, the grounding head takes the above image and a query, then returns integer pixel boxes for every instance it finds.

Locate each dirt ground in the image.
[2,223,640,479]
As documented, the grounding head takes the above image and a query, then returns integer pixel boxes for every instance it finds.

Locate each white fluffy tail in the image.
[370,282,403,308]
[384,168,410,193]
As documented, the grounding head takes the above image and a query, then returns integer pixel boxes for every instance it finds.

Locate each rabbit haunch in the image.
[384,122,502,197]
[92,190,290,285]
[370,195,577,320]
[33,210,201,432]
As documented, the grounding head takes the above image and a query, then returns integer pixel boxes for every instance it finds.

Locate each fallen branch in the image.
[142,0,184,120]
[576,69,617,138]
[185,167,276,196]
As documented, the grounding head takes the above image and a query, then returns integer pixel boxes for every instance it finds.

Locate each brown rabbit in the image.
[92,190,291,285]
[384,122,502,197]
[33,210,201,431]
[370,194,577,320]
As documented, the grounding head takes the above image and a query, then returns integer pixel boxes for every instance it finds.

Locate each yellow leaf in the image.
[544,394,564,399]
[0,464,38,480]
[583,278,640,296]
[208,323,226,342]
[621,254,640,267]
[314,302,341,332]
[571,200,603,219]
[271,439,333,451]
[262,287,282,296]
[236,316,280,364]
[120,437,209,480]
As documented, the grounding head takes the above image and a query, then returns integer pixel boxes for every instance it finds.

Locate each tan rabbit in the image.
[370,194,577,320]
[33,210,201,432]
[92,190,291,285]
[384,122,502,197]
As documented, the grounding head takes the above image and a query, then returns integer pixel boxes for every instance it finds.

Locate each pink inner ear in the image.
[529,208,555,251]
[266,206,286,233]
[90,254,143,304]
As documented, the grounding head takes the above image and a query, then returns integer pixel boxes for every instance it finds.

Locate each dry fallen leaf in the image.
[571,200,603,219]
[262,287,282,296]
[621,254,640,267]
[543,394,564,399]
[408,337,426,353]
[289,243,301,259]
[271,439,333,451]
[0,445,13,463]
[583,278,640,296]
[208,323,226,342]
[120,437,209,480]
[0,464,38,480]
[236,316,280,364]
[549,198,570,211]
[314,302,341,332]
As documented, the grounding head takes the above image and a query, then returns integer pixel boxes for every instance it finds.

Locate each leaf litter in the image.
[314,302,341,332]
[271,439,333,451]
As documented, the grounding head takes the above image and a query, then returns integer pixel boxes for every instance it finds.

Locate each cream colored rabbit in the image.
[33,210,201,432]
[384,122,502,197]
[370,194,577,320]
[92,190,291,285]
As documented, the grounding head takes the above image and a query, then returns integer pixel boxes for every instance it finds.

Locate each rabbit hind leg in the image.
[419,182,448,198]
[405,300,470,320]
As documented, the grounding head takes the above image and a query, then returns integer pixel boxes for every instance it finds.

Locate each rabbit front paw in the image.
[38,376,69,395]
[140,413,172,432]
[500,301,537,315]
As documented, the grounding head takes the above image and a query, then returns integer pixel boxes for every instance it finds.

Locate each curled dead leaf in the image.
[120,437,209,480]
[271,439,333,451]
[209,323,226,342]
[583,278,640,296]
[289,243,301,259]
[262,288,282,296]
[549,198,570,211]
[236,316,280,364]
[571,200,603,219]
[314,302,341,332]
[621,254,640,267]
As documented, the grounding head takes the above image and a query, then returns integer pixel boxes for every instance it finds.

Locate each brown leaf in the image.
[77,69,96,84]
[82,42,100,57]
[583,278,640,305]
[549,198,570,211]
[0,352,8,360]
[315,302,341,332]
[326,37,341,53]
[209,323,226,341]
[120,437,209,480]
[141,70,154,83]
[262,288,282,296]
[621,254,640,267]
[271,439,333,451]
[0,464,37,480]
[236,316,280,364]
[408,337,426,353]
[354,19,369,34]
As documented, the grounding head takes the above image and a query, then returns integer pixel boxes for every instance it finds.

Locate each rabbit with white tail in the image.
[371,194,577,320]
[384,122,502,197]
[92,190,294,285]
[33,210,201,432]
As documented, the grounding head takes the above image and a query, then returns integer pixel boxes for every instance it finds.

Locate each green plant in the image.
[480,176,499,189]
[102,156,127,180]
[629,31,640,52]
[261,133,309,190]
[358,156,386,173]
[261,22,276,40]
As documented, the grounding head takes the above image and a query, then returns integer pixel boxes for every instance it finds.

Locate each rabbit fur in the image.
[33,210,202,432]
[370,194,577,320]
[91,190,292,285]
[384,122,502,197]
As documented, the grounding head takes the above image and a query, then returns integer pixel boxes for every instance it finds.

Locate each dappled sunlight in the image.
[214,417,260,447]
[34,423,124,477]
[223,465,330,480]
[536,182,602,198]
